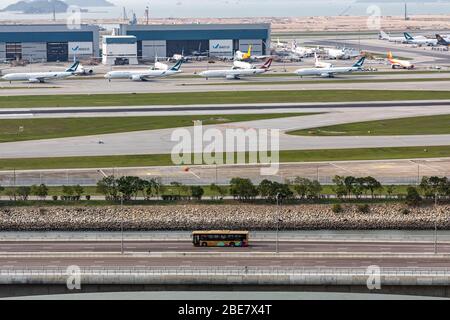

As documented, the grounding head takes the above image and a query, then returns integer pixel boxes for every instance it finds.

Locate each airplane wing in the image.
[28,77,46,83]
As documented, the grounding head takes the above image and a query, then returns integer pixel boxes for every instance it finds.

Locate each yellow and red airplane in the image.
[387,51,414,69]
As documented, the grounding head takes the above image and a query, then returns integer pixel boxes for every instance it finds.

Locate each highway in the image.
[1,240,449,254]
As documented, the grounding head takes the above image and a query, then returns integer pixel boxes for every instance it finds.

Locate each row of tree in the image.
[0,175,449,205]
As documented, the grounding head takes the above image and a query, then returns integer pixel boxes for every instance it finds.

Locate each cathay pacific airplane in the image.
[404,32,437,46]
[199,58,272,80]
[1,61,79,83]
[294,57,365,78]
[104,60,183,81]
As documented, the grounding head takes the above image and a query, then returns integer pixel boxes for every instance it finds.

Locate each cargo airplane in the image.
[294,57,365,78]
[104,60,183,81]
[199,58,272,80]
[387,52,414,69]
[1,61,79,83]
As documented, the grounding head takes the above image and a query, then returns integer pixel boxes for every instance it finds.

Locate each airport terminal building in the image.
[0,24,100,62]
[118,23,271,59]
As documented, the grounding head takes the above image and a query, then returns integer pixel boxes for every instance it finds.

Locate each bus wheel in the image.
[201,242,207,247]
[229,242,235,247]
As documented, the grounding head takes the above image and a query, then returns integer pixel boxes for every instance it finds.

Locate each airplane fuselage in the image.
[294,66,359,77]
[105,69,180,81]
[2,71,73,83]
[199,68,266,79]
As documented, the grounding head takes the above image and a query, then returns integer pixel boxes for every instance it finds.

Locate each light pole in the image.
[121,196,124,255]
[434,192,438,254]
[276,193,283,254]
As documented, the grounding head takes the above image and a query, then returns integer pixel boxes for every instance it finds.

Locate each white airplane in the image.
[314,52,333,68]
[234,45,271,61]
[379,31,407,43]
[233,60,255,70]
[199,58,272,80]
[291,40,315,57]
[404,32,437,46]
[294,57,365,78]
[153,55,169,71]
[1,61,79,83]
[73,62,95,76]
[105,60,183,81]
[325,47,348,59]
[387,51,414,69]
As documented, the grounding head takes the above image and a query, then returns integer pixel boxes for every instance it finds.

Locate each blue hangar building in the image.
[0,24,100,62]
[118,23,271,59]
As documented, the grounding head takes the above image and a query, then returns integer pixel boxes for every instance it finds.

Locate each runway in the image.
[1,103,449,159]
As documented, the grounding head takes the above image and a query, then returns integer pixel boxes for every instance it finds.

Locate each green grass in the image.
[197,77,450,86]
[0,146,449,170]
[3,90,450,108]
[0,113,313,143]
[289,114,450,136]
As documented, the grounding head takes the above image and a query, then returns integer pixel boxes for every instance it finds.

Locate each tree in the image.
[229,178,258,201]
[332,176,347,199]
[210,183,227,200]
[306,180,322,200]
[292,177,309,199]
[17,186,31,201]
[117,176,142,201]
[62,185,74,200]
[364,176,382,199]
[96,176,118,201]
[386,185,395,199]
[257,180,293,202]
[190,186,204,200]
[73,185,84,200]
[405,186,422,207]
[31,184,49,200]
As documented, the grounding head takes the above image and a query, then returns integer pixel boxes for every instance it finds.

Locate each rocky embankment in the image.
[0,204,449,231]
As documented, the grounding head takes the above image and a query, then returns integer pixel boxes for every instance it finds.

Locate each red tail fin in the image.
[260,58,273,70]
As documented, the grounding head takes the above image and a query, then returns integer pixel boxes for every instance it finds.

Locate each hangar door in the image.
[47,42,68,62]
[141,40,167,60]
[239,40,263,56]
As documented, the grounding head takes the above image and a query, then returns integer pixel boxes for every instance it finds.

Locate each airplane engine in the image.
[130,75,142,81]
[226,74,238,80]
[28,79,41,83]
[320,73,332,78]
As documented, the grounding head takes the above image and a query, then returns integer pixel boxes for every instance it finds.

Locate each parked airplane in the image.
[379,31,406,43]
[234,46,253,61]
[404,32,437,46]
[387,52,414,69]
[199,58,272,80]
[153,55,169,71]
[436,34,450,47]
[233,60,255,70]
[294,57,365,78]
[325,47,348,59]
[105,60,183,81]
[291,40,315,57]
[73,62,95,76]
[314,52,333,68]
[1,61,79,83]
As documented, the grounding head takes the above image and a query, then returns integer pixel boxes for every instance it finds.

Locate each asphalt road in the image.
[0,240,448,254]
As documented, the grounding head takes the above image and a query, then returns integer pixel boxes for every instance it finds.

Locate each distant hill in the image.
[1,0,68,14]
[1,0,115,14]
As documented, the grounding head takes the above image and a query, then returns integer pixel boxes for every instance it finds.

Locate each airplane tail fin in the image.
[247,45,252,57]
[404,32,414,40]
[260,58,273,70]
[380,30,388,39]
[314,52,319,63]
[352,57,365,68]
[66,61,80,73]
[436,34,449,45]
[170,60,183,71]
[387,51,393,59]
